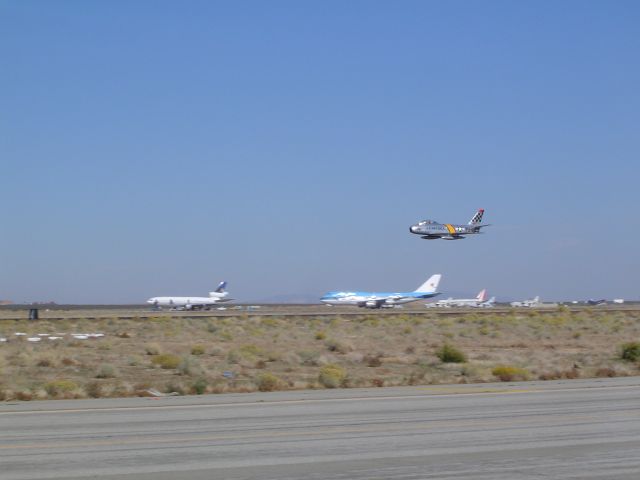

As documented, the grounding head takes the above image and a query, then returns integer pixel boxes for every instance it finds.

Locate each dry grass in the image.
[0,310,639,400]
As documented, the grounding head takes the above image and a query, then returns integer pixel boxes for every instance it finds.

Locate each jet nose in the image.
[410,225,417,233]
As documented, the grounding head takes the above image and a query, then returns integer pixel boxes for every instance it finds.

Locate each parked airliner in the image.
[147,281,231,310]
[427,289,488,308]
[321,275,442,309]
[510,296,540,308]
[476,296,496,308]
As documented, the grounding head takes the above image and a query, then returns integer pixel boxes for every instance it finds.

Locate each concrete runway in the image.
[1,377,639,479]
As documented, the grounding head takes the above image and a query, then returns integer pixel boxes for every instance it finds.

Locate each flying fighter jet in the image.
[320,274,441,309]
[410,209,490,240]
[147,281,231,310]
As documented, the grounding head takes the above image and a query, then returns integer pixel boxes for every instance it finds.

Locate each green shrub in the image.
[318,364,346,388]
[239,344,263,358]
[127,356,142,366]
[95,364,118,379]
[16,390,33,401]
[152,354,181,369]
[261,318,280,328]
[191,345,206,355]
[435,344,467,363]
[324,339,353,354]
[178,356,202,376]
[364,355,382,367]
[36,357,54,367]
[620,342,640,362]
[145,343,161,355]
[227,350,242,364]
[257,372,282,392]
[206,322,218,333]
[315,331,326,340]
[492,365,529,382]
[85,381,103,398]
[595,367,617,378]
[45,379,78,396]
[165,381,187,395]
[219,330,234,341]
[192,378,207,395]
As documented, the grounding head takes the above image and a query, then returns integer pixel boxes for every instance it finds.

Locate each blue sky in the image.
[1,1,639,303]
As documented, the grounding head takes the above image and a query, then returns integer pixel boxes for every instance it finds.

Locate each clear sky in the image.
[2,1,639,303]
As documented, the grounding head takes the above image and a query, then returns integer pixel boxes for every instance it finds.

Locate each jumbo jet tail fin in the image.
[415,274,442,293]
[468,209,485,225]
[476,289,487,302]
[214,281,227,293]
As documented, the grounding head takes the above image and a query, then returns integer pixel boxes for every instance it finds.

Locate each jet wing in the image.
[384,295,404,302]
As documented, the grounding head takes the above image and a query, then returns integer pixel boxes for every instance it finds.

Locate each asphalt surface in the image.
[1,377,639,479]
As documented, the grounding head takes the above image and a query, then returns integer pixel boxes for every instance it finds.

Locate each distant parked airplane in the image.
[147,281,231,310]
[475,296,496,308]
[427,289,488,308]
[410,209,490,240]
[510,296,540,308]
[321,275,442,309]
[587,299,607,306]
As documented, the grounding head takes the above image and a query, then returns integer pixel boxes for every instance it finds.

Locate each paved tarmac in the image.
[1,377,639,479]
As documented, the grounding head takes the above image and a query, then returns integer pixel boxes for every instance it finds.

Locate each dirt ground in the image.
[1,309,639,400]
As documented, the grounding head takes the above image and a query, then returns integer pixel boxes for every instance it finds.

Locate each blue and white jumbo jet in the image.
[321,274,442,309]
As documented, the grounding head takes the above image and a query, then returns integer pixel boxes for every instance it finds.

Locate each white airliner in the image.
[510,296,540,308]
[321,275,442,309]
[475,296,496,308]
[147,281,231,310]
[427,289,488,308]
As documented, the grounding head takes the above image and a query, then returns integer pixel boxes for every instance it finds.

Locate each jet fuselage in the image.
[409,221,482,240]
[147,281,230,310]
[147,296,225,310]
[321,290,440,309]
[321,275,442,309]
[410,209,489,240]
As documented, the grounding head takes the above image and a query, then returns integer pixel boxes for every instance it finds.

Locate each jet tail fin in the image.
[468,209,485,225]
[214,281,227,293]
[415,274,442,293]
[483,296,496,305]
[476,289,487,302]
